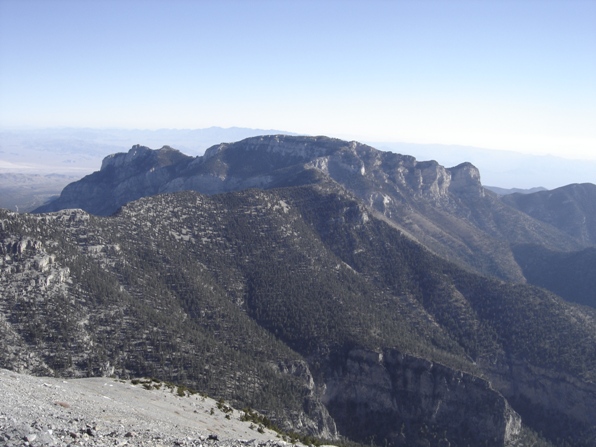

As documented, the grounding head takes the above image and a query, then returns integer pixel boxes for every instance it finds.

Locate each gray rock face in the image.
[272,360,338,439]
[487,359,596,443]
[323,348,521,447]
[0,212,81,376]
[35,145,192,216]
[448,162,484,197]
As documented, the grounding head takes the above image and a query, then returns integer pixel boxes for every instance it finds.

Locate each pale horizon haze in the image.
[1,0,595,160]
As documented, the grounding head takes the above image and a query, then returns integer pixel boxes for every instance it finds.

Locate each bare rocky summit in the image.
[0,368,307,447]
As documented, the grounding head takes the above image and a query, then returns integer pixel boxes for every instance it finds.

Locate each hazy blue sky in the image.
[1,0,595,159]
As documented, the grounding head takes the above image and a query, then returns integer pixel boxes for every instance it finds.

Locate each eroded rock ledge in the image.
[323,348,521,447]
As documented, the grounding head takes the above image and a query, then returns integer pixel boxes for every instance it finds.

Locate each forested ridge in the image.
[2,183,596,446]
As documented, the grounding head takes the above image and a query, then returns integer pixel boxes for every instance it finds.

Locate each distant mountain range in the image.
[3,135,596,446]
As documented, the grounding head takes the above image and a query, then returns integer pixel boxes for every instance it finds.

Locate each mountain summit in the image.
[36,135,485,215]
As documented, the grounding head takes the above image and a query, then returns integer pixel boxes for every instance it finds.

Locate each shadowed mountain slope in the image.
[502,183,596,246]
[4,184,596,446]
[513,244,596,308]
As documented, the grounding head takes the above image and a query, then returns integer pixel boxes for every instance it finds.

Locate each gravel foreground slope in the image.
[0,369,311,447]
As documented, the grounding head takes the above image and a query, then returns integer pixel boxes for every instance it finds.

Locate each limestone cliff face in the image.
[35,145,192,216]
[272,359,338,439]
[101,144,189,170]
[448,162,484,197]
[204,134,337,161]
[323,348,521,447]
[37,136,486,217]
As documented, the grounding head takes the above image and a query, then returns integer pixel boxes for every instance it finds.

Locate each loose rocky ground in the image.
[0,369,310,447]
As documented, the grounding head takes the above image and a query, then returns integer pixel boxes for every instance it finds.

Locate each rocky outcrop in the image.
[100,144,190,170]
[0,231,73,376]
[448,162,484,197]
[323,348,521,447]
[35,146,192,216]
[272,360,338,439]
[31,136,491,217]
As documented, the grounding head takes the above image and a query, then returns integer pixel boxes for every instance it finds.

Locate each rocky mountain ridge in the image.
[34,136,589,284]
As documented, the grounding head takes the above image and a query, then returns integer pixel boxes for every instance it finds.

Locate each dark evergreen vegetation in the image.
[2,181,596,446]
